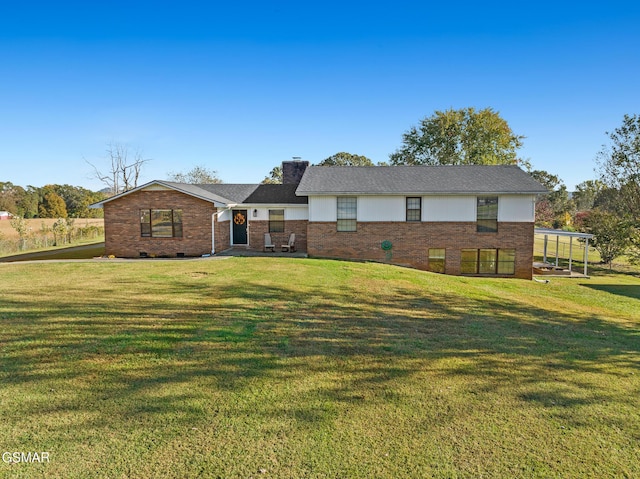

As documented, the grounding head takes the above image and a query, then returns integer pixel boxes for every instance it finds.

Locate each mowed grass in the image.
[0,258,638,478]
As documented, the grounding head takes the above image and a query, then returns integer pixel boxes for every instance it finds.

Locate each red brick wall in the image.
[307,221,535,279]
[214,212,230,254]
[247,220,308,252]
[104,190,215,257]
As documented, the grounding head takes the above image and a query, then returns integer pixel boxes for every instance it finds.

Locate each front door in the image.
[232,209,248,245]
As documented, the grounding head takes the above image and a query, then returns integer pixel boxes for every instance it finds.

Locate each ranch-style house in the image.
[94,161,547,279]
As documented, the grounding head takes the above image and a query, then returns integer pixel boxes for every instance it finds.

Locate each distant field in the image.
[0,218,104,240]
[0,258,638,478]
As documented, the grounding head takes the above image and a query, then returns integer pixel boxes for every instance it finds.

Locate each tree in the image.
[573,180,605,212]
[51,184,105,218]
[317,152,374,166]
[9,215,29,250]
[596,114,640,222]
[168,165,222,184]
[584,209,632,269]
[38,187,68,218]
[390,107,525,166]
[530,170,573,228]
[262,166,282,184]
[87,142,150,195]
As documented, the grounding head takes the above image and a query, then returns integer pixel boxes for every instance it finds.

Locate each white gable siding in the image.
[498,195,536,222]
[423,196,476,221]
[358,196,405,221]
[309,196,337,221]
[142,184,172,191]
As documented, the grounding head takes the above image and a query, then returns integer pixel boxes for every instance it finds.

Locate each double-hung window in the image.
[337,197,357,232]
[406,197,421,222]
[140,209,183,238]
[477,196,498,233]
[269,209,285,233]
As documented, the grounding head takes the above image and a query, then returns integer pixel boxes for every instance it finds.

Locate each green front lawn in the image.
[0,258,638,478]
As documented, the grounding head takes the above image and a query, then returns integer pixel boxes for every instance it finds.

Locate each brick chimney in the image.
[282,159,309,184]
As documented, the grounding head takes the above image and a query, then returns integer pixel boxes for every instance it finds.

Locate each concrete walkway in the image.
[216,247,308,258]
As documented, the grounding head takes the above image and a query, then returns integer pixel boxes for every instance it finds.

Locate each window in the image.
[460,248,515,275]
[337,197,357,232]
[428,248,446,273]
[478,249,497,274]
[460,249,478,274]
[269,209,285,233]
[140,209,183,238]
[477,196,498,232]
[497,249,516,275]
[406,197,421,222]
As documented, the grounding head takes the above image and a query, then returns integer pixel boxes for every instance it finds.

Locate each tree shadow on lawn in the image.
[579,283,640,300]
[1,276,639,440]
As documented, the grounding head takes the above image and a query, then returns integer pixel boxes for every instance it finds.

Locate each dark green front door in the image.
[232,210,248,245]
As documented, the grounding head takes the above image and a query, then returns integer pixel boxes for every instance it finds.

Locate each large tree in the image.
[87,142,150,195]
[390,107,525,166]
[596,114,640,221]
[573,180,605,212]
[317,152,374,166]
[38,186,68,218]
[168,165,222,184]
[262,166,282,184]
[584,209,632,269]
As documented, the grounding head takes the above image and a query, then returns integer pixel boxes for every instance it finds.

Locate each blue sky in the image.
[1,1,639,191]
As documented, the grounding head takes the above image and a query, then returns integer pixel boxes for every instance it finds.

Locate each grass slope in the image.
[0,258,638,478]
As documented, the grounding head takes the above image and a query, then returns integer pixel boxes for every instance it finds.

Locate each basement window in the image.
[461,248,515,275]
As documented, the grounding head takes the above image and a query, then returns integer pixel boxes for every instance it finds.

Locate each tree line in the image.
[0,183,106,219]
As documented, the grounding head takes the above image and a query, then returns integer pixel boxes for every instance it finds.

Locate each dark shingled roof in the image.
[93,181,307,207]
[296,165,548,195]
[195,183,307,204]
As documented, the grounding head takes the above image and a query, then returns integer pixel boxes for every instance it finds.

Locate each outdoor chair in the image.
[281,233,296,252]
[263,233,276,252]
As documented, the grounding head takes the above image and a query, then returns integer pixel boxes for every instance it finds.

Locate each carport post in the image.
[569,237,573,273]
[584,238,589,277]
[543,235,548,263]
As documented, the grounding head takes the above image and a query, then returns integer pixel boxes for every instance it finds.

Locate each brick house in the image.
[95,161,546,279]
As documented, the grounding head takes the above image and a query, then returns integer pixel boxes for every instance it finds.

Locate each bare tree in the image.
[87,142,151,195]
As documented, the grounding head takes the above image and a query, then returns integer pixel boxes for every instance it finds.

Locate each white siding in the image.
[218,209,231,221]
[498,195,536,222]
[285,207,309,220]
[142,184,172,191]
[358,196,405,221]
[423,196,476,221]
[308,194,536,223]
[308,196,337,222]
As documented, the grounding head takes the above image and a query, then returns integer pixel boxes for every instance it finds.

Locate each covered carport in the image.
[534,228,595,277]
